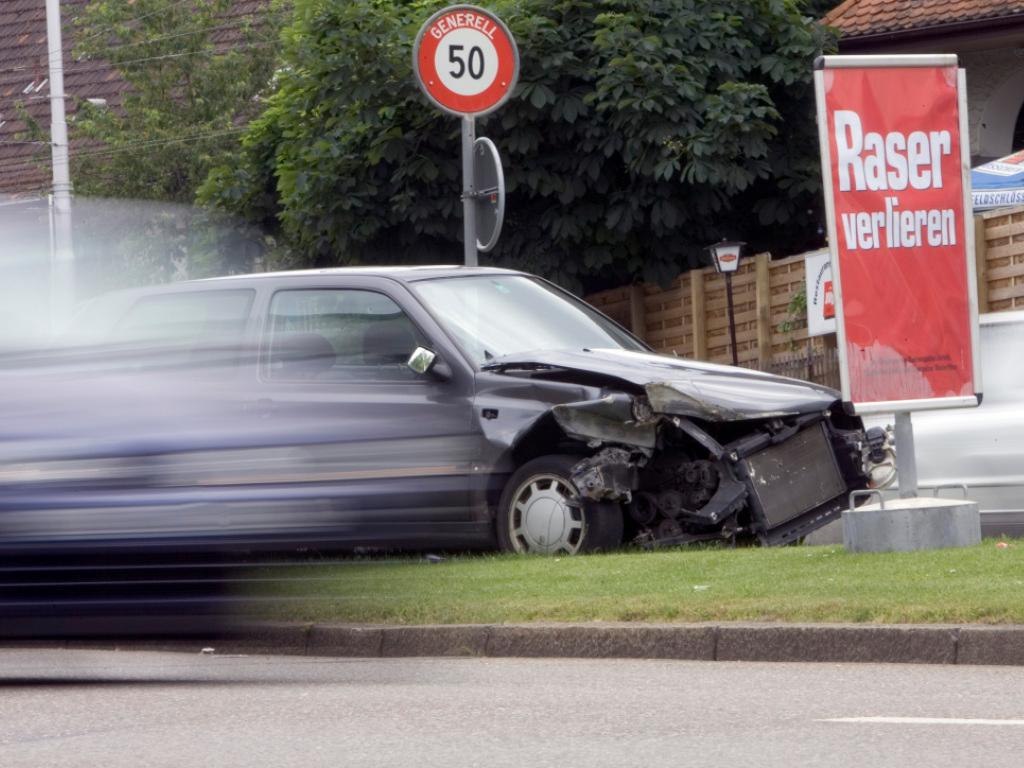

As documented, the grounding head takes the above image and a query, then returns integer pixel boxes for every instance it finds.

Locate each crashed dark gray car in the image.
[0,266,882,557]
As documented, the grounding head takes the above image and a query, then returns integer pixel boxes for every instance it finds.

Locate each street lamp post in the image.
[707,240,746,367]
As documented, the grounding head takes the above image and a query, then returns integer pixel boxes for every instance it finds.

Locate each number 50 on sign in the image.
[413,4,519,117]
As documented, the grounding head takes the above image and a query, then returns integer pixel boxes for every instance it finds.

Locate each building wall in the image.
[961,48,1024,160]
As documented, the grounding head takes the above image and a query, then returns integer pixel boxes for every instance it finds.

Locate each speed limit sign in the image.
[413,5,519,117]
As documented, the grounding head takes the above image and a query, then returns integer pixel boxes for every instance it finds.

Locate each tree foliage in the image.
[67,0,288,280]
[804,0,845,19]
[72,0,284,202]
[200,0,836,289]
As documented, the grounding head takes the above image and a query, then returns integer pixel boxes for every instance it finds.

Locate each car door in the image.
[249,276,486,547]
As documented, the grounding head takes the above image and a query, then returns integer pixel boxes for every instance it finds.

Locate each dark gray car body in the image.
[0,266,875,556]
[0,266,884,637]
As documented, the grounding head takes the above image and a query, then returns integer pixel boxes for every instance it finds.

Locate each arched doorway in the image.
[978,68,1024,160]
[1013,101,1024,153]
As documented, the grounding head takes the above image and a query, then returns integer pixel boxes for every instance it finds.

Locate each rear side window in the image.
[114,290,255,347]
[266,289,425,381]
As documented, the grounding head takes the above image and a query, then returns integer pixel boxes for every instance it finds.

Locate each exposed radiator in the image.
[745,423,847,529]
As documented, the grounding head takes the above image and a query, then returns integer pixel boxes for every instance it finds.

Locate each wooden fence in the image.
[769,346,841,391]
[976,206,1024,312]
[586,205,1024,385]
[587,250,829,371]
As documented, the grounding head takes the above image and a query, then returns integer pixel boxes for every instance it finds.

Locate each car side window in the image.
[266,289,426,382]
[112,289,255,355]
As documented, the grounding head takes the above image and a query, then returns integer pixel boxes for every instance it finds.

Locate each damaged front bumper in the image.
[553,386,873,547]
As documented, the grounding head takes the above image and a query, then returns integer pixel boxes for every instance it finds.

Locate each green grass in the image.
[252,540,1024,626]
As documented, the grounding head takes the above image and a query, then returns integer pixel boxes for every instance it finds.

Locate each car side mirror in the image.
[408,346,437,374]
[407,346,451,380]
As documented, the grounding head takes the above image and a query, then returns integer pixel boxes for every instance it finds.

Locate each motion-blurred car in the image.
[0,266,884,560]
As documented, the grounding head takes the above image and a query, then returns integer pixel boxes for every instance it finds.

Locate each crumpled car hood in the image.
[484,348,839,421]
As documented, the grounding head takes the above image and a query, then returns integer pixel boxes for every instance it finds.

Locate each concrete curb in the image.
[18,622,1024,666]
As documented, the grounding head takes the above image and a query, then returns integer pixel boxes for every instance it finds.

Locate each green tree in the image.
[64,0,288,283]
[804,0,845,19]
[72,0,285,203]
[201,0,836,289]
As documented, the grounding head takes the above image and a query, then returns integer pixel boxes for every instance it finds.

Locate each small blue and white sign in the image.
[972,150,1024,210]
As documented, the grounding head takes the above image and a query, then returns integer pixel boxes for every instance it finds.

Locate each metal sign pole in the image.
[894,411,918,498]
[414,7,517,264]
[461,115,477,267]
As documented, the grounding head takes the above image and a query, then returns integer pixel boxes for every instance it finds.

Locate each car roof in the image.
[67,265,539,342]
[72,265,541,315]
[196,265,526,285]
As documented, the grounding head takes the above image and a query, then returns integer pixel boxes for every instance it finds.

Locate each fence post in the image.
[628,284,646,340]
[974,213,989,313]
[690,268,707,360]
[755,253,771,368]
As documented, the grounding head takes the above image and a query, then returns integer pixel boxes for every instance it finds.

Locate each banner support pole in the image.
[894,411,918,498]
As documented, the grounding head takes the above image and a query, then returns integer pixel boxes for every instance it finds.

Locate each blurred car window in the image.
[64,291,138,346]
[266,289,424,381]
[114,289,254,347]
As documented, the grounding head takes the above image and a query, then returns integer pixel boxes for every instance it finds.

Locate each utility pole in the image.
[45,0,74,333]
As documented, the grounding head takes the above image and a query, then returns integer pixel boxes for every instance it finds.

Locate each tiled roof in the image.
[0,0,85,196]
[824,0,1024,38]
[0,1,271,198]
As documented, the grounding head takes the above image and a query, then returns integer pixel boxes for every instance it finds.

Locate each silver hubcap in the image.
[508,473,584,554]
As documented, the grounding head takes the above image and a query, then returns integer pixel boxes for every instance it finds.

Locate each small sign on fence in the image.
[804,249,836,338]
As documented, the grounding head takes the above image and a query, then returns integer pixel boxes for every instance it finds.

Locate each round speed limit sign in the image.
[413,5,519,117]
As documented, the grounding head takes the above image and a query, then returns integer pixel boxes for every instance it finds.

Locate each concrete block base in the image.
[842,497,981,553]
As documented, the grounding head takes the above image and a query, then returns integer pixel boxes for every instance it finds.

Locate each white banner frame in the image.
[813,54,982,416]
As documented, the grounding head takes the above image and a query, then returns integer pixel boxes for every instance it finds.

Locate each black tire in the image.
[496,455,624,554]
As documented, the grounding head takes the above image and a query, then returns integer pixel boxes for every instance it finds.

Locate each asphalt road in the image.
[2,650,1024,768]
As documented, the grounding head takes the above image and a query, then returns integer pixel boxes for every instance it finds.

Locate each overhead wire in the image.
[72,126,249,160]
[80,39,277,70]
[1,0,205,77]
[0,37,278,125]
[0,3,284,184]
[0,125,250,178]
[0,35,277,140]
[76,0,208,45]
[0,3,285,80]
[83,8,290,52]
[0,30,280,81]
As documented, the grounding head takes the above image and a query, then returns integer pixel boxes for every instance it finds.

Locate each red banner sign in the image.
[816,59,979,411]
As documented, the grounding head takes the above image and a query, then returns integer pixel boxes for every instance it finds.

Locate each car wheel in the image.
[497,455,624,554]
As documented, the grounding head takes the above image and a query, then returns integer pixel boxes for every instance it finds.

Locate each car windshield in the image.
[413,275,645,366]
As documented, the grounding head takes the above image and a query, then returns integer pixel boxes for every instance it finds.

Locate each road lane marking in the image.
[820,717,1024,726]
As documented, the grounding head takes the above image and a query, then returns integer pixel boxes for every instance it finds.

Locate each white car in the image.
[866,310,1024,536]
